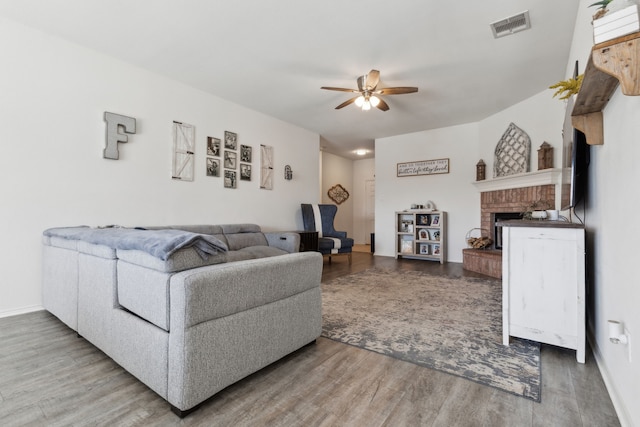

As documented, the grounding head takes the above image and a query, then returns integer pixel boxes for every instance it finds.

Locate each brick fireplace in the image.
[463,182,556,279]
[481,184,555,244]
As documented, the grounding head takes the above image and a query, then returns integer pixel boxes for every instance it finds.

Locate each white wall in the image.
[0,19,320,316]
[569,2,640,426]
[478,90,566,184]
[321,152,354,236]
[375,123,480,262]
[589,91,640,427]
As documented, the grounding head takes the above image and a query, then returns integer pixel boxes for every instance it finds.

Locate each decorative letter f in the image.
[104,112,136,160]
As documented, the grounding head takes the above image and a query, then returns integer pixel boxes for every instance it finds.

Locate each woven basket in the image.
[466,228,493,249]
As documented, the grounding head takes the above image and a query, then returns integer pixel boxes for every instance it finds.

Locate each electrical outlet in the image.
[625,328,632,362]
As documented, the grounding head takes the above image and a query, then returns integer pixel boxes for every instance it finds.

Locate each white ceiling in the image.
[0,1,580,160]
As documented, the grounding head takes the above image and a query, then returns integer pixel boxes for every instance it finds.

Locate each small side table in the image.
[294,231,319,252]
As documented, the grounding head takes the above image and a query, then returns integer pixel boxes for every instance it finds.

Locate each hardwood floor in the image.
[0,253,620,426]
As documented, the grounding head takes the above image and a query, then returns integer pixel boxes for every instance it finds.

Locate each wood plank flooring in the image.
[0,253,620,426]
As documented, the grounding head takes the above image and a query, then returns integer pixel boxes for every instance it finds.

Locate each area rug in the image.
[321,268,541,401]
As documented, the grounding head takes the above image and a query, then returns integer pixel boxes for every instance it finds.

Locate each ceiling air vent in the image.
[490,10,531,38]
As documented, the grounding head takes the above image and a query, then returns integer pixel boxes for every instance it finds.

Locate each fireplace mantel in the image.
[472,168,562,193]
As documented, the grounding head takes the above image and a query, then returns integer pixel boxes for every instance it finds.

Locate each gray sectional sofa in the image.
[41,224,323,416]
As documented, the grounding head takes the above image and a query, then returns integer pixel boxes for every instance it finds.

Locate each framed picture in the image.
[429,229,440,241]
[418,215,429,225]
[401,239,413,254]
[240,145,252,162]
[224,151,237,169]
[224,170,237,188]
[433,244,441,255]
[224,131,237,150]
[431,215,440,226]
[419,229,428,240]
[420,244,429,255]
[206,158,220,177]
[240,163,251,181]
[207,137,220,156]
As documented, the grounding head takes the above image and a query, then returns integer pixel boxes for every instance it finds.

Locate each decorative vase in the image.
[531,210,548,220]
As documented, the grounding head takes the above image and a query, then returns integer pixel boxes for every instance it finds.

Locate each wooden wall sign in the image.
[397,158,449,177]
[327,184,349,204]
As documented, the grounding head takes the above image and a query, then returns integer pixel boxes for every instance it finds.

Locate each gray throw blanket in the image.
[44,227,228,260]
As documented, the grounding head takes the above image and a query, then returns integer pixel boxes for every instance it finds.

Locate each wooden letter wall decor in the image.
[103,112,136,160]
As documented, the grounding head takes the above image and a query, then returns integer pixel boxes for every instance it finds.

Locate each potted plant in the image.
[590,0,614,20]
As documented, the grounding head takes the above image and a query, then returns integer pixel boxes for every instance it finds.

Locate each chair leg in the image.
[348,253,352,264]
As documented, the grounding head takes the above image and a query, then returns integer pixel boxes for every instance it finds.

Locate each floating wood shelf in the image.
[572,32,640,145]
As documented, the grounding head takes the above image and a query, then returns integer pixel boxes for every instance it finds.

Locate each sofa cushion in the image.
[170,252,321,327]
[117,261,172,331]
[42,234,79,251]
[144,225,228,247]
[219,224,269,250]
[117,247,227,273]
[237,246,288,258]
[116,249,298,331]
[78,241,118,259]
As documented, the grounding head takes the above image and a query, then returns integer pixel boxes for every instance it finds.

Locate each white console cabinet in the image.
[501,221,585,363]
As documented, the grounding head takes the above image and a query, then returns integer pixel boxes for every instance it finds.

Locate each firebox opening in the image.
[494,212,523,249]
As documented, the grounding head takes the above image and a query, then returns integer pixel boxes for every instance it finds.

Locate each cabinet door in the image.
[504,227,584,349]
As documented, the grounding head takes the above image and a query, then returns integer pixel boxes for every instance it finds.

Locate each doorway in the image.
[364,179,375,245]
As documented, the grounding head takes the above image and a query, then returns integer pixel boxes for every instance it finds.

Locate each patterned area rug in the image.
[321,268,541,401]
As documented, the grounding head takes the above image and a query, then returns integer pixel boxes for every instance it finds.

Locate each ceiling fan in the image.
[321,69,418,111]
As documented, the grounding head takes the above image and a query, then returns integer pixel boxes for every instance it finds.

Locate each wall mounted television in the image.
[560,96,590,211]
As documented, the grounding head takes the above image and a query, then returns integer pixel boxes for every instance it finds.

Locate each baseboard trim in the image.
[588,329,632,427]
[0,305,44,319]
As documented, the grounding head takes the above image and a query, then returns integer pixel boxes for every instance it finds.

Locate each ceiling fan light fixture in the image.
[321,69,418,112]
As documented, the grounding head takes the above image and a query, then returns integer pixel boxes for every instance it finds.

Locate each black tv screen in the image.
[560,97,590,210]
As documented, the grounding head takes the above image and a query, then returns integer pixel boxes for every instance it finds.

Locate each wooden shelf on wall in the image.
[572,31,640,145]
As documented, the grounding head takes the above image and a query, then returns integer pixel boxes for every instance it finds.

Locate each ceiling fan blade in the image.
[377,87,419,95]
[335,96,359,109]
[357,75,365,92]
[366,70,380,90]
[376,98,390,111]
[321,86,359,93]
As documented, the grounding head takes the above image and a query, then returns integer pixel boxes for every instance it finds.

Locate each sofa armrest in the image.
[264,232,300,253]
